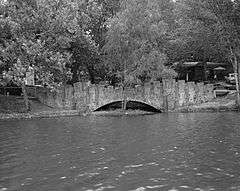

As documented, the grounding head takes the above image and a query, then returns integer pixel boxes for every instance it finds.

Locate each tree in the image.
[64,0,122,83]
[103,0,176,87]
[84,0,121,49]
[173,0,240,106]
[0,0,88,109]
[68,33,100,83]
[0,19,72,110]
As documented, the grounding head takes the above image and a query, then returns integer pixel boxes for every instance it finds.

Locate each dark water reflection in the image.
[1,113,240,191]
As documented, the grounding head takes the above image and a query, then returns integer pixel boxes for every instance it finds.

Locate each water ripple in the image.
[1,113,240,190]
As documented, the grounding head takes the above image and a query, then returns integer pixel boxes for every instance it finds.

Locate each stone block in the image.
[64,85,74,109]
[205,84,214,101]
[113,86,123,101]
[196,82,204,104]
[178,80,186,107]
[134,85,144,101]
[187,82,196,105]
[98,85,107,107]
[168,80,177,110]
[88,85,97,110]
[54,88,64,108]
[174,81,179,109]
[144,84,151,103]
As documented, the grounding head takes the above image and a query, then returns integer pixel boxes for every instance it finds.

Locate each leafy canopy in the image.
[0,0,97,88]
[103,0,176,85]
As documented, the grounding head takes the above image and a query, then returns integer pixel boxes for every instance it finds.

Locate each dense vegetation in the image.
[1,0,240,108]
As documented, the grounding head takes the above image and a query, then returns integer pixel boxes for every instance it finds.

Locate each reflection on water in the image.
[1,113,240,191]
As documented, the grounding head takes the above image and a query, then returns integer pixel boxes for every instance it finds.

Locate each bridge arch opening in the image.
[94,100,161,113]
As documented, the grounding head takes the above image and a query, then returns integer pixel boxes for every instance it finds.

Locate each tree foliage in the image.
[171,0,240,64]
[103,0,177,85]
[1,0,240,88]
[0,0,99,87]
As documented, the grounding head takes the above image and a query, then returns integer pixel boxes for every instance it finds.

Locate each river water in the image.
[1,113,240,191]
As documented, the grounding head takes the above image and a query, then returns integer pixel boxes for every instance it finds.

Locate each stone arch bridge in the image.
[27,79,214,112]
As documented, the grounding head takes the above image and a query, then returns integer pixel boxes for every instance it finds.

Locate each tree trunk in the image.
[237,59,240,110]
[163,95,168,112]
[230,48,240,108]
[233,53,240,108]
[202,61,207,81]
[21,82,30,111]
[62,82,66,109]
[162,79,169,112]
[87,64,95,84]
[123,97,127,110]
[121,86,127,111]
[71,63,79,83]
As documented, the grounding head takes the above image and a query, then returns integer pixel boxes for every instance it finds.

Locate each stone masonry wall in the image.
[27,79,214,112]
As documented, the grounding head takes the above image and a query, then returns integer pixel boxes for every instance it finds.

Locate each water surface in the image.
[1,112,240,191]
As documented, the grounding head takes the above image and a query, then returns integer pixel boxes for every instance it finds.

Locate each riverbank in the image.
[177,100,238,112]
[0,110,82,121]
[0,94,239,120]
[0,95,82,120]
[0,109,158,120]
[177,93,239,112]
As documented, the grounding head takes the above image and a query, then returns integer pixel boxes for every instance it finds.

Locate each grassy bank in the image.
[0,95,28,113]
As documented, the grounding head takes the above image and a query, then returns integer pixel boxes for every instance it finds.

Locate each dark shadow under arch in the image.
[94,100,161,113]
